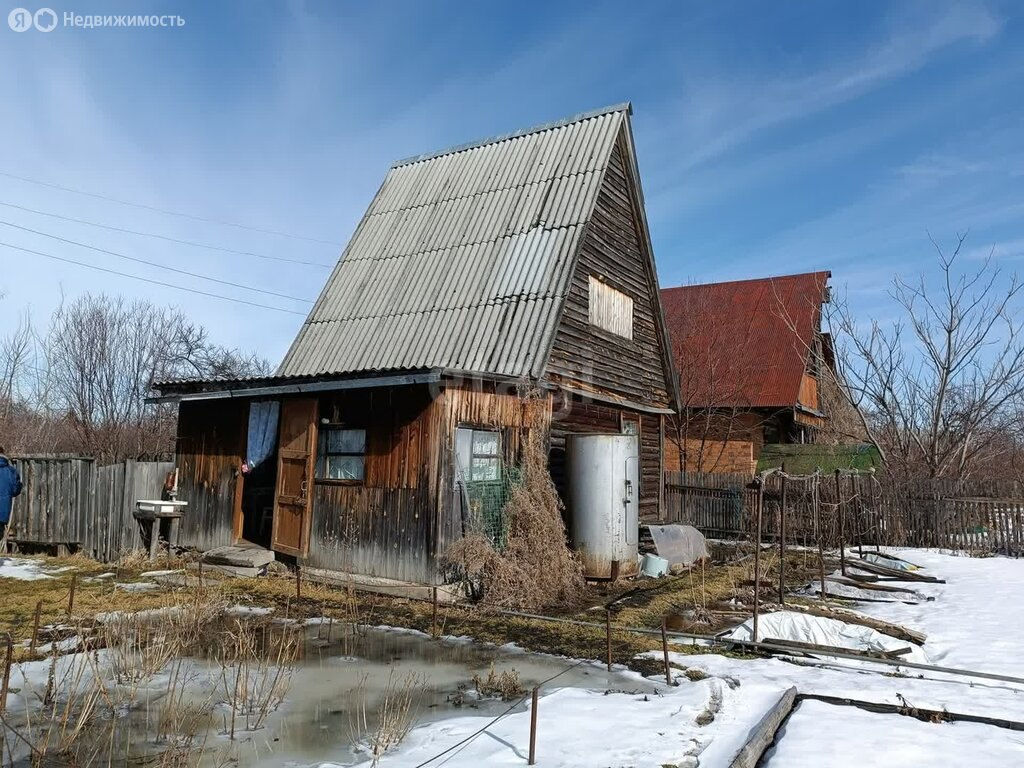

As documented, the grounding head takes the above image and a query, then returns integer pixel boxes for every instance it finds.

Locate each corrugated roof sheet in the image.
[277,105,630,379]
[660,272,831,409]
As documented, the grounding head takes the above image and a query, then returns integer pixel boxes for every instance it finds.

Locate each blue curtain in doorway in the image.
[246,401,280,472]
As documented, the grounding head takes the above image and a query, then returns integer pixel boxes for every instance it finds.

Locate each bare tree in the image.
[0,310,32,421]
[829,233,1024,478]
[3,294,269,461]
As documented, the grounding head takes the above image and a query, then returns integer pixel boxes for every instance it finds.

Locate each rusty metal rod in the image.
[836,469,846,576]
[29,600,43,655]
[753,479,764,643]
[605,609,612,672]
[661,619,672,686]
[779,473,788,605]
[432,586,439,638]
[528,686,539,765]
[1,633,13,713]
[815,477,826,599]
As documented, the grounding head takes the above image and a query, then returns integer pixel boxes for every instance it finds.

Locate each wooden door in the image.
[272,398,318,557]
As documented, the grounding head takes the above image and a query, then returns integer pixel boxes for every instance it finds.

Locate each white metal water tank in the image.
[565,433,640,579]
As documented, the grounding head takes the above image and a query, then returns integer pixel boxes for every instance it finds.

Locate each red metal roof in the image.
[660,271,830,409]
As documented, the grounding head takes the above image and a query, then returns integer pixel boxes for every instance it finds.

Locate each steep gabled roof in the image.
[278,104,632,380]
[660,271,831,410]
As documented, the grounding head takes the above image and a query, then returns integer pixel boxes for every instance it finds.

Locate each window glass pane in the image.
[455,428,473,481]
[471,457,500,482]
[326,456,364,481]
[327,428,365,453]
[471,430,499,457]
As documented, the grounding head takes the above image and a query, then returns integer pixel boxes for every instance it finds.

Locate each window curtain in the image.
[245,401,280,472]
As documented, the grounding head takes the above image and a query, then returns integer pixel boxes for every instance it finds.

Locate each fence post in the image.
[432,586,438,639]
[753,477,764,643]
[835,470,845,576]
[605,609,612,672]
[661,618,672,686]
[778,472,787,605]
[1,633,12,713]
[528,686,539,765]
[29,600,43,655]
[814,476,826,600]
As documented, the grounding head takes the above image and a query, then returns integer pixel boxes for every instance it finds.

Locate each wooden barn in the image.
[151,104,679,586]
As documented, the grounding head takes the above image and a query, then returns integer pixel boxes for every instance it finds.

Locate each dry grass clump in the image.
[350,670,427,766]
[444,430,584,611]
[472,662,524,700]
[217,618,301,735]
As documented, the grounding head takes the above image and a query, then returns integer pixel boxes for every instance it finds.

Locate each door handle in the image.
[300,480,308,499]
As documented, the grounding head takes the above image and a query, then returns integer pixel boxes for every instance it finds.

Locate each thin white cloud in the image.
[651,3,1001,172]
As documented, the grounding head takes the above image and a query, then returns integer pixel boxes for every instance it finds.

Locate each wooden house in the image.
[659,271,850,475]
[151,104,679,586]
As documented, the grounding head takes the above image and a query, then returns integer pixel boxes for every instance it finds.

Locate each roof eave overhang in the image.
[147,370,444,404]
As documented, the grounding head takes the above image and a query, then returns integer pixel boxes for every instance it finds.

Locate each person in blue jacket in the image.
[0,447,23,543]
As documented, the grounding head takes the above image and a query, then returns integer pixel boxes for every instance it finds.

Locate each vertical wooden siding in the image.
[175,399,247,552]
[545,136,672,409]
[306,386,443,583]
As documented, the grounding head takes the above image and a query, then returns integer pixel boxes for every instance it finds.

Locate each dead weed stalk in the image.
[444,429,584,611]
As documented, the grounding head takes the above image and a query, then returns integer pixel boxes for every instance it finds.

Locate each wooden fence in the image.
[8,456,173,562]
[665,470,1024,556]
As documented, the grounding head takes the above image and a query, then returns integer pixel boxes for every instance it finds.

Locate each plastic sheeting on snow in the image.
[725,610,930,664]
[647,524,709,567]
[861,552,919,571]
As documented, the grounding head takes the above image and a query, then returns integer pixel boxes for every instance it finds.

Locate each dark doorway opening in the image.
[240,458,277,549]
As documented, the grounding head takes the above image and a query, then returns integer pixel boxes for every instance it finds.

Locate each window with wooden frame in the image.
[455,427,502,482]
[588,275,633,339]
[315,425,366,481]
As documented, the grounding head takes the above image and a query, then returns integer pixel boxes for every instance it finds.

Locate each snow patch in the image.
[0,557,55,581]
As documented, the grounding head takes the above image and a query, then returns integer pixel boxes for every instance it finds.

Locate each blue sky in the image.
[1,0,1021,364]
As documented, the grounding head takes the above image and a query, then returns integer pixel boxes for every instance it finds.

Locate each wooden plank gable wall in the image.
[545,134,670,407]
[545,129,673,521]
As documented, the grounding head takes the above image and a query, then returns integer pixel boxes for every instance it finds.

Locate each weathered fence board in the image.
[7,456,172,562]
[666,470,1024,555]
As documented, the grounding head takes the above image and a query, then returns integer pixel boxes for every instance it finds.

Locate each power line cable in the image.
[0,240,307,316]
[0,169,344,246]
[0,219,313,304]
[0,200,333,268]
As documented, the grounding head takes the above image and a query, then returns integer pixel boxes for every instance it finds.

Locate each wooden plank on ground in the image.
[728,686,798,768]
[761,637,912,661]
[847,559,945,583]
[797,693,1024,732]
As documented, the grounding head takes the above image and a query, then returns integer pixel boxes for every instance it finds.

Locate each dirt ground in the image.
[0,545,834,668]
